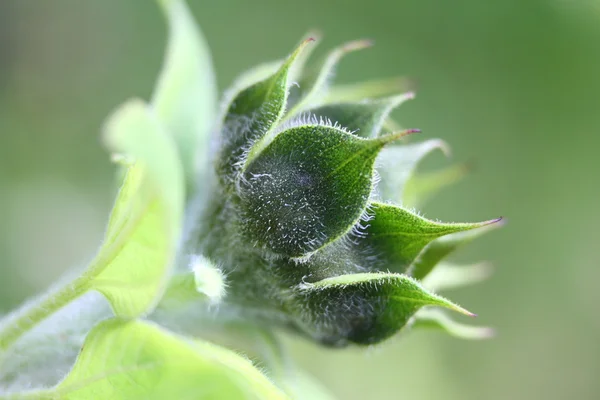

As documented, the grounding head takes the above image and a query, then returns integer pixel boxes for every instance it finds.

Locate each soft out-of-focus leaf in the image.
[410,220,503,280]
[376,139,449,203]
[422,261,493,292]
[0,100,183,351]
[324,77,412,104]
[359,202,499,274]
[239,126,410,257]
[153,0,217,186]
[217,40,313,185]
[402,162,471,208]
[306,93,414,138]
[413,308,494,340]
[22,319,288,400]
[288,272,473,346]
[286,40,372,117]
[91,100,184,318]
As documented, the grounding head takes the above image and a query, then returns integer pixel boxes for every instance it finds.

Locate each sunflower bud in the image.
[195,38,501,346]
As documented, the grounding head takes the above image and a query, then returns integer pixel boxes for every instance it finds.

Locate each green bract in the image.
[0,0,502,398]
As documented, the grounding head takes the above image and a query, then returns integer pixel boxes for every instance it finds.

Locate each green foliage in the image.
[19,319,287,400]
[0,0,502,398]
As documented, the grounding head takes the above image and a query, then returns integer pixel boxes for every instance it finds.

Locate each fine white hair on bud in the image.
[190,255,227,304]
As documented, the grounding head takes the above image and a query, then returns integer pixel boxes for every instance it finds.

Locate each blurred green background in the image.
[1,0,599,399]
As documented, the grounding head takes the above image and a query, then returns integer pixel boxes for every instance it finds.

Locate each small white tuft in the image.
[191,256,227,304]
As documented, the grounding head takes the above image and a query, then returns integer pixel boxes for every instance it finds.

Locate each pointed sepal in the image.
[288,272,473,346]
[359,202,499,274]
[216,39,314,185]
[410,219,503,280]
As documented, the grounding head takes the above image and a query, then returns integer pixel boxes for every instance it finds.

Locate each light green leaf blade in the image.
[410,220,503,280]
[239,126,410,257]
[305,93,414,138]
[93,99,184,318]
[217,39,313,185]
[413,308,494,340]
[403,162,471,208]
[152,0,217,186]
[289,272,473,346]
[27,319,288,400]
[324,77,412,104]
[422,261,493,292]
[361,202,499,274]
[376,139,449,203]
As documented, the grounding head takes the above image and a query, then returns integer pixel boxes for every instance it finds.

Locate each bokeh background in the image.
[1,0,599,399]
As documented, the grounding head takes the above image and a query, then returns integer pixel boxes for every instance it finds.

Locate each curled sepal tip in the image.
[287,39,373,117]
[412,308,495,340]
[288,272,473,346]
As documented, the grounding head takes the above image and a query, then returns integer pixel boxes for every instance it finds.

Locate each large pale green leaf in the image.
[412,308,494,340]
[217,40,313,185]
[152,0,217,186]
[306,93,415,138]
[239,126,411,257]
[91,100,184,317]
[288,272,472,346]
[410,220,503,280]
[359,202,499,274]
[13,319,288,400]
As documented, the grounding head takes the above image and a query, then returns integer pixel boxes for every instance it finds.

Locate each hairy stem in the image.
[0,274,90,352]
